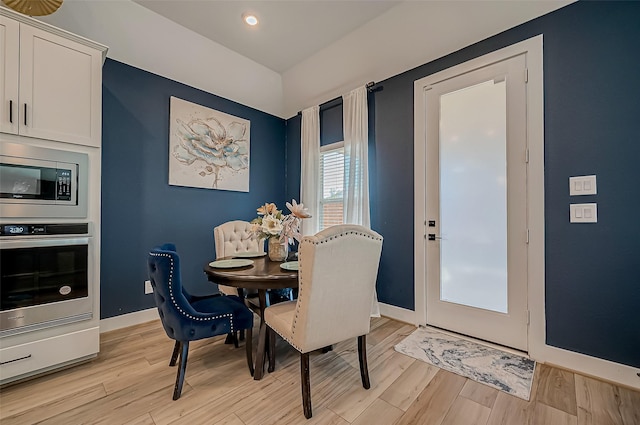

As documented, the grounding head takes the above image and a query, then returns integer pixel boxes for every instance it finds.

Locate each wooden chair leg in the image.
[245,327,254,376]
[233,332,239,348]
[268,326,276,373]
[358,335,370,389]
[300,352,312,419]
[173,341,189,400]
[169,341,181,366]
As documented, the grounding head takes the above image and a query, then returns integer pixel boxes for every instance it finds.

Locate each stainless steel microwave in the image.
[0,142,88,218]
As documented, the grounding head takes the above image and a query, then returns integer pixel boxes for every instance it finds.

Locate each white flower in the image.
[286,199,311,219]
[261,215,283,235]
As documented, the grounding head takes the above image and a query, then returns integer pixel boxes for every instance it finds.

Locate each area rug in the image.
[394,327,536,400]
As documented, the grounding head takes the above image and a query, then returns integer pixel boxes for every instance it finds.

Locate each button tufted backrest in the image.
[290,224,383,352]
[214,220,264,258]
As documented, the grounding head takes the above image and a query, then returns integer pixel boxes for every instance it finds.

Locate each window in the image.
[319,142,344,230]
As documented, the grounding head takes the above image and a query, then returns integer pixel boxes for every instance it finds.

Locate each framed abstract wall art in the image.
[169,96,250,192]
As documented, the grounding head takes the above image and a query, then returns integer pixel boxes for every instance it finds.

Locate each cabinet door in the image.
[18,24,102,147]
[0,15,19,135]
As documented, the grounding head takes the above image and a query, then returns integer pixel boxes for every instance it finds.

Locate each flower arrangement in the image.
[251,200,311,245]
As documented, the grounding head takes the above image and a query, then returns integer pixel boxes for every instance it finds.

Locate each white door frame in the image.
[414,35,545,356]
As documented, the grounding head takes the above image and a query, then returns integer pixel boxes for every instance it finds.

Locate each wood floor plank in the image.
[0,383,107,425]
[351,398,404,425]
[380,360,439,411]
[394,369,467,425]
[536,363,577,415]
[440,397,491,425]
[279,406,350,425]
[575,373,640,425]
[0,356,149,419]
[326,350,415,422]
[531,402,577,425]
[214,413,247,425]
[236,379,301,425]
[485,391,535,425]
[459,379,499,409]
[158,377,281,425]
[128,412,158,425]
[37,364,178,424]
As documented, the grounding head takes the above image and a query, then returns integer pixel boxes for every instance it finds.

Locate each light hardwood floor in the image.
[1,317,638,424]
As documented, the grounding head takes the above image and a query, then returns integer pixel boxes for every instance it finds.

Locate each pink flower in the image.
[286,199,311,219]
[257,202,278,216]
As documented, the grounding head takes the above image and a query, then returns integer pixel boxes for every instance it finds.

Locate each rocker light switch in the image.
[570,203,597,223]
[569,175,597,196]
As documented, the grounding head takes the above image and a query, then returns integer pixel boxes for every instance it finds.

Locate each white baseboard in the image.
[379,303,420,325]
[99,308,158,333]
[534,343,640,391]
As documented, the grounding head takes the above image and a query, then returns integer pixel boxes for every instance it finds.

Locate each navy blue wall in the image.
[101,60,286,318]
[285,1,640,367]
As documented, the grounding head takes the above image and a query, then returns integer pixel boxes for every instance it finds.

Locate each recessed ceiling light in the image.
[243,14,258,26]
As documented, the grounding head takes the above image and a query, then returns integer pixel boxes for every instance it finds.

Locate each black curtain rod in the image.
[297,81,383,115]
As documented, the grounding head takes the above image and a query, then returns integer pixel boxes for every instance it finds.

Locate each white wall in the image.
[38,0,284,117]
[281,1,570,118]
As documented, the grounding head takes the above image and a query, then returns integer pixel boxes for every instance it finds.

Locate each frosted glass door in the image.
[440,80,507,313]
[420,53,529,351]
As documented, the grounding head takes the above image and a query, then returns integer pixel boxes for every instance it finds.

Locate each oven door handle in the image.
[0,237,90,249]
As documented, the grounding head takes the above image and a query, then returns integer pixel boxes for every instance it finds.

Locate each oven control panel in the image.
[0,223,89,236]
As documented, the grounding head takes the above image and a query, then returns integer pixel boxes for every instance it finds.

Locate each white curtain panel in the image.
[343,86,379,317]
[343,86,371,228]
[300,106,320,236]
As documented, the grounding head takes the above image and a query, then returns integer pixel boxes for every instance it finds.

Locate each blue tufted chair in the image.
[147,243,255,400]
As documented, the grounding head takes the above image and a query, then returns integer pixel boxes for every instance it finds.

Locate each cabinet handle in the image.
[24,103,27,126]
[9,100,13,123]
[0,354,32,365]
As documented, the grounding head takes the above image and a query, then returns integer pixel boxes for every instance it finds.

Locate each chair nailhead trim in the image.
[150,252,234,331]
[300,230,383,247]
[291,228,382,347]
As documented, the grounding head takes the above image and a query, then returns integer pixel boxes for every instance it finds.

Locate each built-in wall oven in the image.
[0,223,93,336]
[1,140,93,337]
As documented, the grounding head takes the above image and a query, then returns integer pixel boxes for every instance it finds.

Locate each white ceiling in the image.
[134,0,401,73]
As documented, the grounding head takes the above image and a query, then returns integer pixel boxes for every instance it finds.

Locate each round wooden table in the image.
[204,255,298,380]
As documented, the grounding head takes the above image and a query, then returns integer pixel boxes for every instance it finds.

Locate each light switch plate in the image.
[570,203,597,223]
[569,175,597,196]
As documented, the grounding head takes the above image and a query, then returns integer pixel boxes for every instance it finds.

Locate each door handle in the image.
[9,100,13,123]
[24,103,27,126]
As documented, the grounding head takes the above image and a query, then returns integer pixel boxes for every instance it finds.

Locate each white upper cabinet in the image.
[0,9,107,147]
[0,15,19,135]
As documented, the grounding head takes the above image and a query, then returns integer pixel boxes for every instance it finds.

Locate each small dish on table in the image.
[280,261,299,271]
[233,252,267,258]
[208,259,254,268]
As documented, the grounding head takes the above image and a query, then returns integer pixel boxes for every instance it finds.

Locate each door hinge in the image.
[524,68,529,83]
[525,148,530,163]
[526,229,530,244]
[526,310,531,325]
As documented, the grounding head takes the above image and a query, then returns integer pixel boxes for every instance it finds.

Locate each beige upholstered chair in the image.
[213,220,264,296]
[264,224,383,419]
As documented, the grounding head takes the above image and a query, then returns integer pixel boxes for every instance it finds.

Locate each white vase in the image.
[268,237,288,262]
